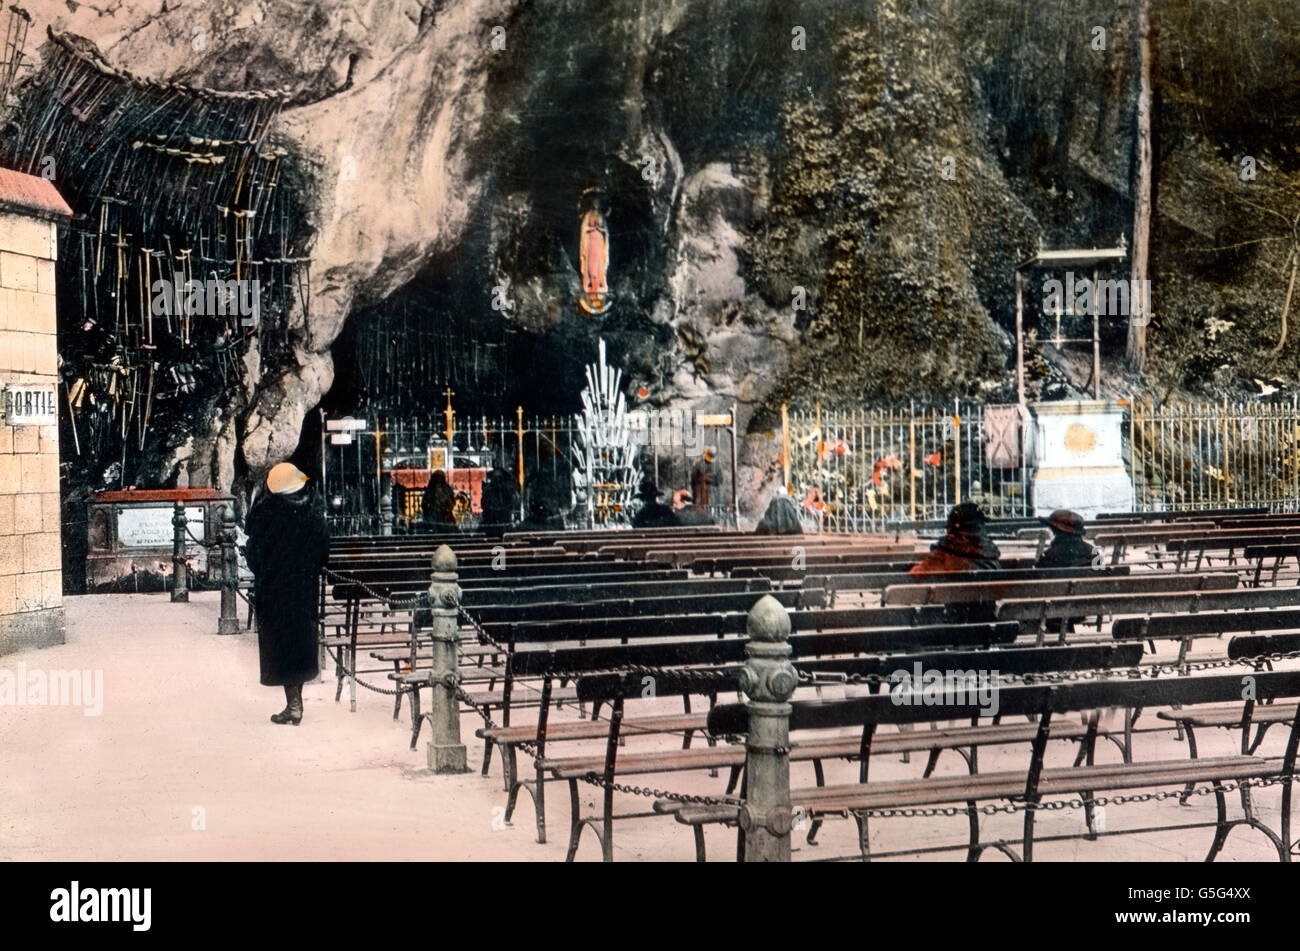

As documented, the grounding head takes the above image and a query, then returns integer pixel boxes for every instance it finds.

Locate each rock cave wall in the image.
[5,0,1300,522]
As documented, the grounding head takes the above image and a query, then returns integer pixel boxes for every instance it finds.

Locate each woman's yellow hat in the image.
[267,462,309,495]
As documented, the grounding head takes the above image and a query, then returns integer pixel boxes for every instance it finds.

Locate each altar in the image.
[389,467,488,521]
[385,442,492,523]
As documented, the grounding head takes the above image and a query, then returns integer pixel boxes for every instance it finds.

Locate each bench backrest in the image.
[511,620,1021,676]
[1227,632,1300,661]
[572,643,1142,703]
[996,585,1300,622]
[884,572,1237,606]
[469,587,826,626]
[489,602,999,646]
[1113,608,1300,641]
[464,577,771,607]
[810,565,1131,594]
[706,669,1300,734]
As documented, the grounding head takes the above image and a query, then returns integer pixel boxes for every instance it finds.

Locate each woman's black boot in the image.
[271,684,303,725]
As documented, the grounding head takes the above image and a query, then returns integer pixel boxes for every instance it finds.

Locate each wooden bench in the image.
[1242,544,1300,587]
[997,585,1300,650]
[675,669,1300,862]
[463,602,1009,767]
[551,643,1143,861]
[392,588,824,749]
[479,616,1023,845]
[1150,633,1300,805]
[808,565,1132,604]
[882,572,1238,607]
[321,565,696,711]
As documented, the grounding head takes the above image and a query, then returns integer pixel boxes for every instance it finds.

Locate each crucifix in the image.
[443,387,455,443]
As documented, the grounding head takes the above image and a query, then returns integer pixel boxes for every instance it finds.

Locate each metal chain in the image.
[845,772,1299,820]
[798,648,1300,688]
[577,772,744,807]
[321,643,401,696]
[453,685,537,756]
[457,605,507,652]
[183,525,222,551]
[322,566,422,611]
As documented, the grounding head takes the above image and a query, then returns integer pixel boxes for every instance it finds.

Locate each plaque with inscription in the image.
[117,506,205,548]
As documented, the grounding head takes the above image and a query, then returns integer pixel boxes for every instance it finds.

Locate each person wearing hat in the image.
[1035,509,1096,638]
[245,461,330,725]
[909,501,1001,577]
[1035,509,1097,569]
[690,446,721,512]
[632,478,678,528]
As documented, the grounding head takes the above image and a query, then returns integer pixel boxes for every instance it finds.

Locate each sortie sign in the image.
[1,383,57,426]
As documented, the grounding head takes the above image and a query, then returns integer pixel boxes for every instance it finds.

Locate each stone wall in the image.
[0,201,66,654]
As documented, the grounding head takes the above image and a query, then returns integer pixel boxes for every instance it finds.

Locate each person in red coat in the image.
[909,502,1001,577]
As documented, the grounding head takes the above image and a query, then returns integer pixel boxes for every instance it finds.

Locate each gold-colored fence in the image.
[1128,397,1300,512]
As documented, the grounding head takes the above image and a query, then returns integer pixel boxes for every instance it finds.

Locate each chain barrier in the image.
[452,684,537,757]
[321,642,402,697]
[844,772,1299,820]
[577,772,745,807]
[796,648,1300,689]
[183,525,221,551]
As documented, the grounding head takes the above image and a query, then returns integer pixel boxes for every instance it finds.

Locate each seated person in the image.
[909,502,1001,577]
[421,470,457,528]
[1035,509,1097,568]
[755,488,803,535]
[479,466,518,529]
[1035,509,1097,639]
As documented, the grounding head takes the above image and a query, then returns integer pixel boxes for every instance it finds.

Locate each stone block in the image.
[0,251,39,292]
[0,572,13,614]
[41,569,62,608]
[12,425,39,454]
[19,453,51,494]
[14,570,44,610]
[0,214,55,260]
[23,531,59,573]
[13,494,40,533]
[0,455,19,494]
[0,495,12,534]
[0,605,66,654]
[41,492,60,533]
[28,293,56,335]
[0,536,22,575]
[35,259,56,295]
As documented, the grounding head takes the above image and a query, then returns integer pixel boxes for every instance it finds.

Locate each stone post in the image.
[737,594,797,862]
[379,489,394,536]
[217,504,241,635]
[427,544,467,772]
[170,501,189,602]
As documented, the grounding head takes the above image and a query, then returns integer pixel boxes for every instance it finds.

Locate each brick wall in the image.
[0,207,65,654]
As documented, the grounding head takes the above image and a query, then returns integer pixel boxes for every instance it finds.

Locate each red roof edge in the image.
[0,166,74,222]
[89,488,232,504]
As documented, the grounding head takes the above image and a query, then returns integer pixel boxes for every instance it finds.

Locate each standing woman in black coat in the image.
[245,462,330,725]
